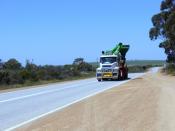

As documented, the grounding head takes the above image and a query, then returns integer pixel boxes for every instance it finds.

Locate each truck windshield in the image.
[100,57,117,64]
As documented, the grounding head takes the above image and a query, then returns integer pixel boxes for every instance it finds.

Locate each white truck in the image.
[96,43,130,81]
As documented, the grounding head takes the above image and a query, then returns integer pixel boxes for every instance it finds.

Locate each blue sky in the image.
[0,0,165,65]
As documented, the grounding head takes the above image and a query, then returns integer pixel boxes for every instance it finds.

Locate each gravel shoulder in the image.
[17,71,175,131]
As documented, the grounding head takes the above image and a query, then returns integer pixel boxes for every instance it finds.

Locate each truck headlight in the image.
[96,69,102,73]
[113,69,118,73]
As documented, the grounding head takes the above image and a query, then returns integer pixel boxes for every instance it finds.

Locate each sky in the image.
[0,0,165,65]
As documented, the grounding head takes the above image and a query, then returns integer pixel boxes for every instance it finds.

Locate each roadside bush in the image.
[0,71,10,85]
[128,65,151,73]
[4,59,22,70]
[0,58,95,88]
[8,71,24,84]
[164,64,175,75]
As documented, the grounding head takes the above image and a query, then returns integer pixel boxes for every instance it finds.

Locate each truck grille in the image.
[102,65,111,68]
[102,69,112,72]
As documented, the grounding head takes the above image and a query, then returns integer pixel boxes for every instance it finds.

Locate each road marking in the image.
[5,73,145,131]
[0,81,97,103]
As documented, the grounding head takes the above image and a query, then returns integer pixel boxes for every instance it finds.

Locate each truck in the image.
[96,43,130,81]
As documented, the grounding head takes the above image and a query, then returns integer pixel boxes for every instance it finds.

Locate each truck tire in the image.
[124,73,128,79]
[97,79,102,82]
[125,68,128,79]
[118,70,123,80]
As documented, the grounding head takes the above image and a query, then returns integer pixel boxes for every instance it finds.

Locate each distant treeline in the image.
[0,58,95,86]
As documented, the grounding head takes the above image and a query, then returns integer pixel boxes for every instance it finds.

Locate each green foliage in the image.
[73,58,84,65]
[0,70,10,85]
[128,65,151,73]
[163,63,175,75]
[77,62,94,72]
[0,58,95,88]
[149,0,175,63]
[126,60,165,66]
[4,58,22,70]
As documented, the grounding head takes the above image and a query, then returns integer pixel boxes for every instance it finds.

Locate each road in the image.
[0,73,145,131]
[15,67,175,131]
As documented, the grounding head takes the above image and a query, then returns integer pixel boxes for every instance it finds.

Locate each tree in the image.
[22,60,39,81]
[0,59,3,69]
[0,70,10,85]
[73,58,84,65]
[4,58,22,70]
[149,0,175,63]
[0,57,95,87]
[25,60,38,71]
[77,62,94,72]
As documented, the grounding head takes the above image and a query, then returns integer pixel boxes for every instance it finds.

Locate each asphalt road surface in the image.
[0,73,145,131]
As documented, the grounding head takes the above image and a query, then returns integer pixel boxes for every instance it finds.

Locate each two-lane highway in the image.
[0,73,144,131]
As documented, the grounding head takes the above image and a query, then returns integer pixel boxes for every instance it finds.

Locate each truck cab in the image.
[96,55,119,81]
[96,43,129,82]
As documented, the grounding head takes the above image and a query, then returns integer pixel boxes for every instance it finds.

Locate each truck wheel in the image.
[126,72,128,79]
[124,73,128,79]
[97,79,102,82]
[124,68,128,79]
[119,69,124,80]
[102,78,106,81]
[118,70,122,80]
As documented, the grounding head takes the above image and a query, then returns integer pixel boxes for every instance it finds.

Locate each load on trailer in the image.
[96,43,130,81]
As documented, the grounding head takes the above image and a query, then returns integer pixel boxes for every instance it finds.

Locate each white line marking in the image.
[5,73,145,131]
[0,81,97,103]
